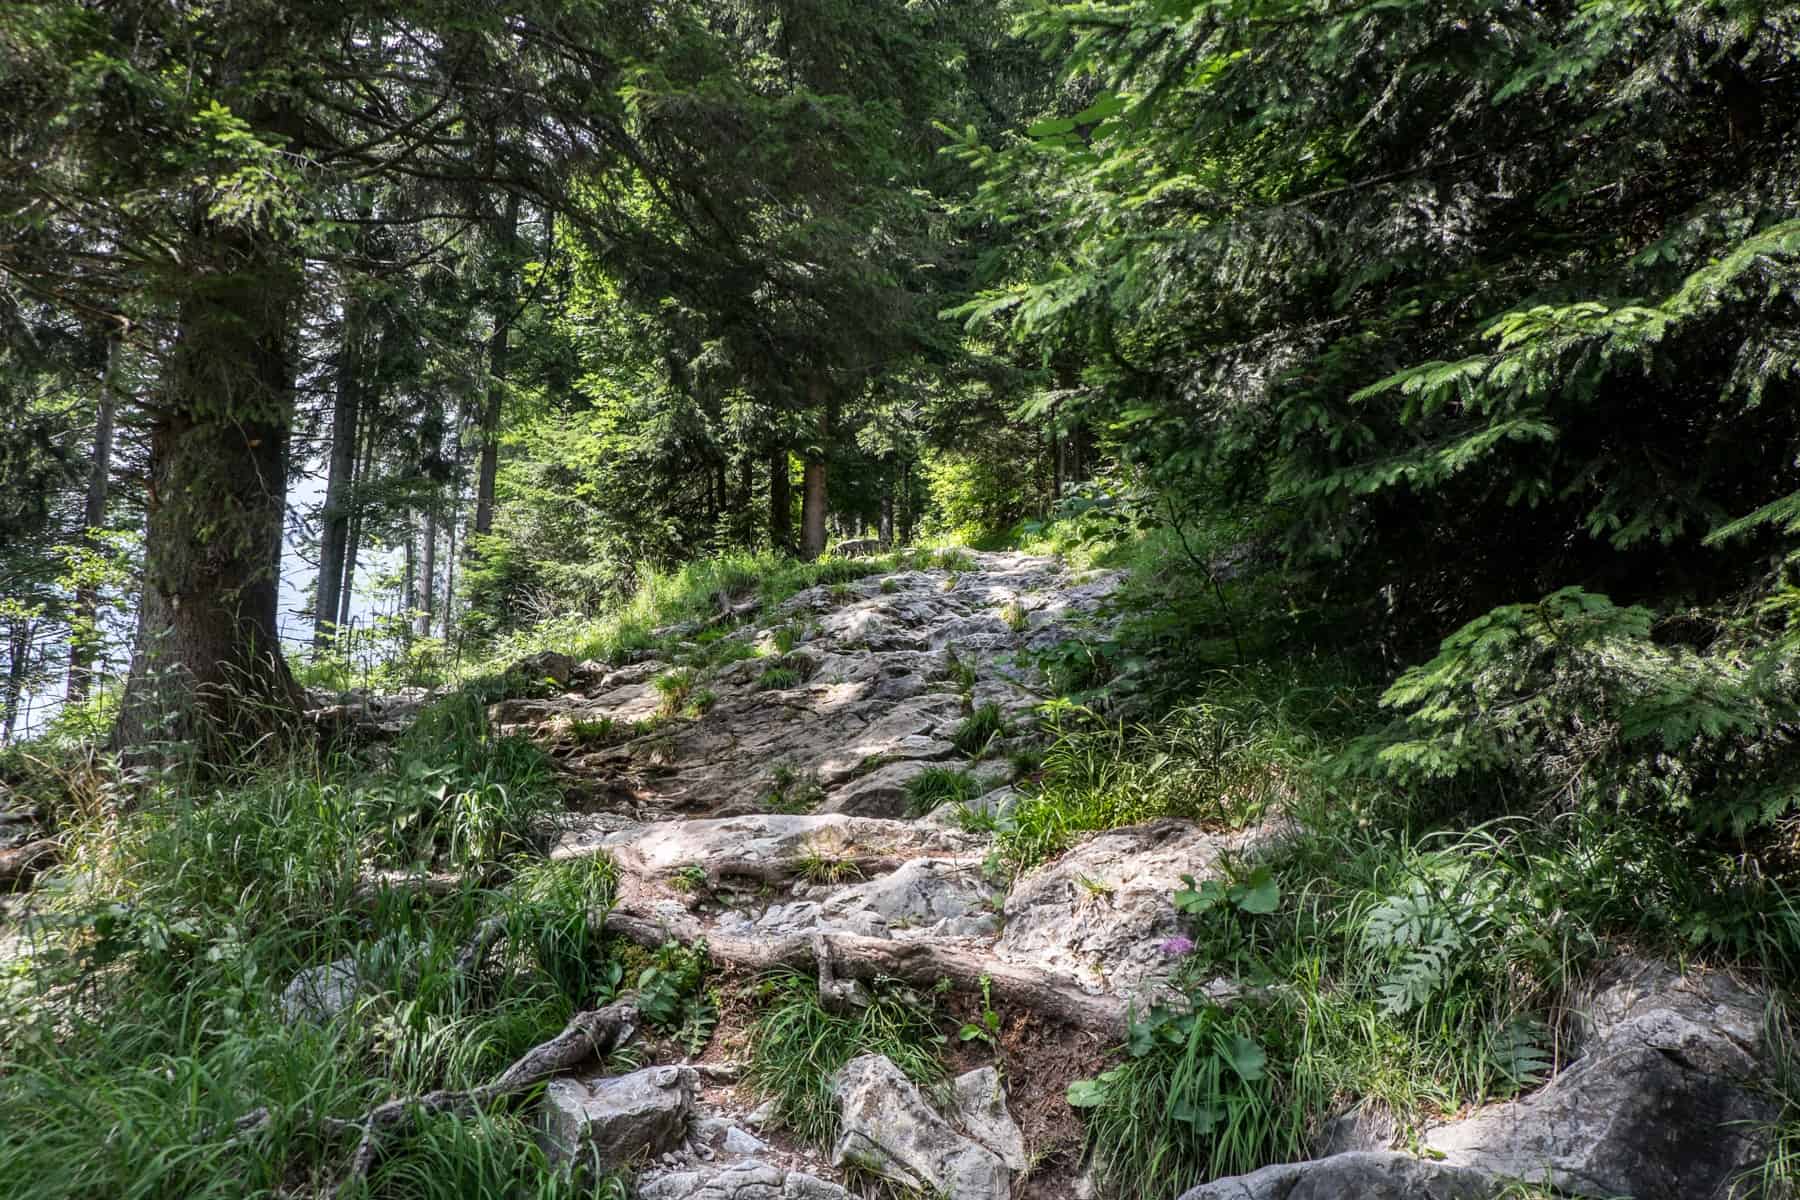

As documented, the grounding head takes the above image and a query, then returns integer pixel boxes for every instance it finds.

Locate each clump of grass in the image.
[951,703,1007,757]
[685,688,718,717]
[765,765,824,814]
[828,582,856,604]
[999,600,1030,631]
[934,547,976,572]
[745,972,945,1146]
[880,577,901,595]
[945,650,978,693]
[904,766,981,816]
[796,832,860,884]
[758,665,802,691]
[653,668,695,716]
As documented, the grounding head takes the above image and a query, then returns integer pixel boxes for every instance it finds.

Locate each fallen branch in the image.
[603,905,1128,1034]
[229,998,637,1195]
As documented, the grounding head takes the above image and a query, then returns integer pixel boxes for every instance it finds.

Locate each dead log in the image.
[602,905,1128,1034]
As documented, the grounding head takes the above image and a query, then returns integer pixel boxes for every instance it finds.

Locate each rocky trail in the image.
[302,551,1782,1199]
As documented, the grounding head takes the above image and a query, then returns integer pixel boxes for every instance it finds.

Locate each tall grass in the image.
[0,689,633,1200]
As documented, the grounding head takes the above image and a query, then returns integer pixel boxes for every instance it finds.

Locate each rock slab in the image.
[541,1065,695,1167]
[832,1053,1011,1200]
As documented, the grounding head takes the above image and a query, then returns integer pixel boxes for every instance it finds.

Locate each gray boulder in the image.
[279,958,365,1023]
[832,1053,1011,1200]
[1176,1151,1496,1200]
[1421,959,1774,1199]
[541,1065,695,1167]
[1181,960,1774,1200]
[951,1067,1028,1172]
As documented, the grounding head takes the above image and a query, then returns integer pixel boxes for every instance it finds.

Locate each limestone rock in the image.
[279,958,366,1023]
[1176,1151,1497,1200]
[832,1053,1010,1200]
[511,650,575,687]
[1420,959,1773,1199]
[733,856,1000,941]
[561,813,973,880]
[995,818,1282,1000]
[1182,960,1774,1200]
[541,1065,695,1167]
[951,1067,1028,1172]
[638,1160,852,1200]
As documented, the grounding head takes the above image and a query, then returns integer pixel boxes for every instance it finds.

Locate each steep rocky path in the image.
[427,549,1775,1200]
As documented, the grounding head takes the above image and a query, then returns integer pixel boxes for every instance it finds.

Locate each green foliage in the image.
[745,972,945,1147]
[1357,587,1800,837]
[904,766,982,816]
[951,703,1007,756]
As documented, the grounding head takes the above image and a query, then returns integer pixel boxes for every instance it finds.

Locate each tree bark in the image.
[879,485,894,548]
[769,446,792,553]
[416,508,436,639]
[65,334,121,703]
[799,377,833,560]
[313,309,362,649]
[473,194,521,541]
[115,224,305,753]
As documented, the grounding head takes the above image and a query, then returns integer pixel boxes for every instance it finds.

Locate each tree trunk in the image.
[2,618,34,745]
[800,462,827,559]
[799,378,833,560]
[338,422,377,634]
[417,508,436,639]
[473,194,520,541]
[313,313,361,649]
[66,334,121,703]
[898,460,915,545]
[769,447,792,553]
[879,485,894,548]
[115,225,304,753]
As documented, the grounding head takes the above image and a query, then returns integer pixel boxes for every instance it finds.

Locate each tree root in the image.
[229,998,637,1195]
[603,905,1128,1033]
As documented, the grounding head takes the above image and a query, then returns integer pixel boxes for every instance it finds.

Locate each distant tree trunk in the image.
[115,224,305,751]
[338,423,377,633]
[417,508,436,639]
[66,333,122,703]
[444,477,461,639]
[769,447,793,553]
[473,194,520,541]
[799,378,833,560]
[402,522,416,637]
[313,309,362,648]
[879,485,894,548]
[2,617,36,745]
[898,461,915,545]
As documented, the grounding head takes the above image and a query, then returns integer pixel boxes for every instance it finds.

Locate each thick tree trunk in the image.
[417,508,436,639]
[799,378,833,560]
[473,194,520,541]
[800,462,827,559]
[66,334,121,702]
[313,313,362,648]
[769,447,792,553]
[115,226,304,753]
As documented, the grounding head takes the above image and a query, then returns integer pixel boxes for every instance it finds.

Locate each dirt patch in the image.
[942,991,1109,1197]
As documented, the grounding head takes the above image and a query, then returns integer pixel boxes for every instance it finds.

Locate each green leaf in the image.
[1066,1076,1110,1107]
[1230,866,1280,914]
[1219,1033,1267,1081]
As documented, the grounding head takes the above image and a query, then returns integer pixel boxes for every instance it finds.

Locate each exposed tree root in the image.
[230,999,637,1196]
[602,905,1128,1033]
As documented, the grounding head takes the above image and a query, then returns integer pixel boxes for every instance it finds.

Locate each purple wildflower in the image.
[1159,935,1196,958]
